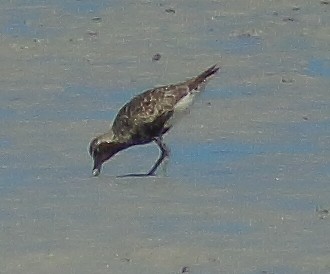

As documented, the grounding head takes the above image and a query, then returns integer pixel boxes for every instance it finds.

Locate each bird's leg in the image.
[147,137,170,176]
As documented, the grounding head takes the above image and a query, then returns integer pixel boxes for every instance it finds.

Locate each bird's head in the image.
[89,131,125,176]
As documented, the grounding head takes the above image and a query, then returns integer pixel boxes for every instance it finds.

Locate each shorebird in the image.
[89,64,220,176]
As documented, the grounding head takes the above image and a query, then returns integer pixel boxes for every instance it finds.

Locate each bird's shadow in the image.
[116,160,169,178]
[116,173,155,178]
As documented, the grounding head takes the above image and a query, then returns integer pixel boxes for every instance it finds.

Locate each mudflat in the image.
[1,1,329,273]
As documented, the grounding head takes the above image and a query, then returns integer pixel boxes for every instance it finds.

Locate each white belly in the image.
[166,92,196,128]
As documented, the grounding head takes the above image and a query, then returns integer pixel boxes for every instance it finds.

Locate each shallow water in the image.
[1,1,330,273]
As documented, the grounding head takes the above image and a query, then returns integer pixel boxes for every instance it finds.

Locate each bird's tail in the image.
[188,64,220,90]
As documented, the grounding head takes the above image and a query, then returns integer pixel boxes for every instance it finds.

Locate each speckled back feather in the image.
[112,64,219,143]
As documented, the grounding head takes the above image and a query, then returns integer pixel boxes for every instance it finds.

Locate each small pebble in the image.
[152,53,161,61]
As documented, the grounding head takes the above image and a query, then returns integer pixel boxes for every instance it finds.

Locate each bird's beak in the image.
[92,155,102,176]
[92,167,100,176]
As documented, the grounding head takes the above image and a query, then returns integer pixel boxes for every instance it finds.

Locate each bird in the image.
[89,64,220,177]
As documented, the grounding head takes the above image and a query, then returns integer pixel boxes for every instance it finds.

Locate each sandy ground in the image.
[1,0,330,273]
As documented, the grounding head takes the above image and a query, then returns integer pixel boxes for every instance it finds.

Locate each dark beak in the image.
[92,165,101,176]
[92,154,103,176]
[90,142,125,176]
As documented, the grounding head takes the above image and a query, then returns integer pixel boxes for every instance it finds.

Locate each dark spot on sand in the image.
[165,8,175,14]
[181,266,190,273]
[238,32,251,38]
[316,207,329,220]
[281,77,294,83]
[92,17,102,22]
[283,17,296,22]
[87,30,98,37]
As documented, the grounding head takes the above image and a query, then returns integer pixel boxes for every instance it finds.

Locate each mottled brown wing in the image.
[112,84,188,141]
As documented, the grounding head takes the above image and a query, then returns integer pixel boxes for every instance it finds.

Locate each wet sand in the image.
[1,1,330,273]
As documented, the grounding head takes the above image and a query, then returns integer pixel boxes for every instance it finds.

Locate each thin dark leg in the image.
[147,137,170,176]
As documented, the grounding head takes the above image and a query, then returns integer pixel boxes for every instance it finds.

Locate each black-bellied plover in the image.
[89,64,220,176]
